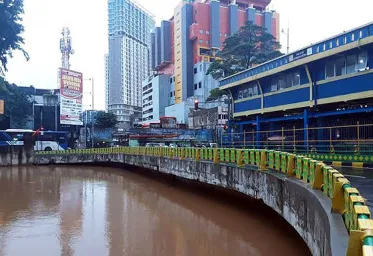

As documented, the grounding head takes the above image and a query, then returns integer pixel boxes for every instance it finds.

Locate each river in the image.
[0,166,310,256]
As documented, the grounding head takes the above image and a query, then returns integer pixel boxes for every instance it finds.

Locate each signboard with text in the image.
[59,68,83,125]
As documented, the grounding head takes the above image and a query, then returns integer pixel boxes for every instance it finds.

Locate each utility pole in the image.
[90,78,95,148]
[281,19,290,54]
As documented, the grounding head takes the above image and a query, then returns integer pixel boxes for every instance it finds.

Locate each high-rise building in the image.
[145,0,280,124]
[107,0,155,128]
[104,54,109,112]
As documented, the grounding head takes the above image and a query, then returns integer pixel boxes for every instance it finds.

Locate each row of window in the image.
[221,28,371,86]
[271,71,301,92]
[325,51,368,79]
[237,83,259,100]
[194,82,202,90]
[199,39,209,45]
[197,29,228,38]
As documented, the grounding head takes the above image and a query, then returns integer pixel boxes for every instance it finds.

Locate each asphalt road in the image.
[334,166,373,213]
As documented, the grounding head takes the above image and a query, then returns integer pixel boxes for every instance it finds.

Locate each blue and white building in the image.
[220,22,373,145]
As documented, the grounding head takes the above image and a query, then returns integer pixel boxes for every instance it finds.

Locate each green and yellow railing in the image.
[36,147,373,255]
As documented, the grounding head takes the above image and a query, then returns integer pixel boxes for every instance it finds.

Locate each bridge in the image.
[33,146,373,256]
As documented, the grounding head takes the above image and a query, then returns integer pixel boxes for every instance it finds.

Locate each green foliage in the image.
[0,77,32,127]
[206,21,283,80]
[94,111,118,129]
[206,88,229,102]
[0,0,29,73]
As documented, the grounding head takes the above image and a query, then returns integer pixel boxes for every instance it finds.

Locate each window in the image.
[199,64,203,72]
[271,79,278,92]
[357,52,368,71]
[344,37,347,44]
[206,40,209,44]
[329,41,333,48]
[285,73,293,88]
[346,55,357,74]
[238,91,243,99]
[194,83,197,90]
[194,67,197,74]
[335,57,346,76]
[351,33,355,41]
[359,30,363,38]
[225,34,227,37]
[169,78,173,84]
[278,76,286,90]
[326,61,335,78]
[293,72,300,86]
[199,39,203,44]
[198,82,202,88]
[336,39,339,47]
[206,30,210,34]
[199,29,204,34]
[323,44,326,51]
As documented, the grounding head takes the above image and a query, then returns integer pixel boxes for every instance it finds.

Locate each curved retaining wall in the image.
[35,153,349,256]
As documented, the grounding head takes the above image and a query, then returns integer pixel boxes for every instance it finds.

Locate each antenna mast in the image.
[60,27,74,69]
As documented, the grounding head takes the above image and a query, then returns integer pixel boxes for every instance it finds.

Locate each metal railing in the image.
[36,146,373,255]
[222,122,373,156]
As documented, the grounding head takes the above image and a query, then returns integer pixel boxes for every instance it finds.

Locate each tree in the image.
[94,111,118,129]
[206,88,229,102]
[0,77,32,127]
[0,0,29,73]
[207,21,283,80]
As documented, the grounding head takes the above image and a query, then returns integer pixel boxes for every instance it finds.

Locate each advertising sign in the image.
[0,100,4,114]
[289,47,313,62]
[59,68,83,125]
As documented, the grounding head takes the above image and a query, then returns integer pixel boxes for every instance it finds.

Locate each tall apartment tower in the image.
[105,54,109,112]
[107,0,155,128]
[144,0,279,124]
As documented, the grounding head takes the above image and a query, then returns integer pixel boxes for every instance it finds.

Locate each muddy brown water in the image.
[0,166,311,256]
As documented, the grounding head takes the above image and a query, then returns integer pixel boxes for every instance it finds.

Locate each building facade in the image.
[188,106,228,129]
[107,0,155,128]
[142,74,171,123]
[105,54,109,112]
[219,22,373,152]
[148,0,279,124]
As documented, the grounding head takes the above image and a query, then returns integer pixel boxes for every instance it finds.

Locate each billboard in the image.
[59,68,83,125]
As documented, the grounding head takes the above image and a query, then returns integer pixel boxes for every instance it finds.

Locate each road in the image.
[335,166,373,213]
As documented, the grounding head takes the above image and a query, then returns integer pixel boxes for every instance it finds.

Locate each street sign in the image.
[0,100,4,114]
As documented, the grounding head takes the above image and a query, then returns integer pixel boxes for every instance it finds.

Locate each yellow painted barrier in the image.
[287,154,295,176]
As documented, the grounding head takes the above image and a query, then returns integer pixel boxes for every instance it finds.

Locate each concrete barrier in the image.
[0,146,34,166]
[35,153,349,256]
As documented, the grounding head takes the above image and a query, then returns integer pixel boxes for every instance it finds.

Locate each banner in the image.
[59,68,83,125]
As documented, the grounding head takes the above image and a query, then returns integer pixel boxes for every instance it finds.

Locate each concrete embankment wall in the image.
[0,146,34,166]
[34,153,348,256]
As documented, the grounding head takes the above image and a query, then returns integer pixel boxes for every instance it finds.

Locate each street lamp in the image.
[281,25,290,54]
[84,77,95,148]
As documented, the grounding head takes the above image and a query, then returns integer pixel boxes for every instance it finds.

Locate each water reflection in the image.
[0,166,310,256]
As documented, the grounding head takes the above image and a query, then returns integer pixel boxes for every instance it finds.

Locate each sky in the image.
[5,0,373,110]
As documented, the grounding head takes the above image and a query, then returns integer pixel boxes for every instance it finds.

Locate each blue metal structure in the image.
[219,22,373,151]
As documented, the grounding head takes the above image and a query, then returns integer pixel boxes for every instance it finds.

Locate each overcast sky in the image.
[5,0,373,110]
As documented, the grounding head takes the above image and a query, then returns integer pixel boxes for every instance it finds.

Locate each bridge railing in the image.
[37,147,373,255]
